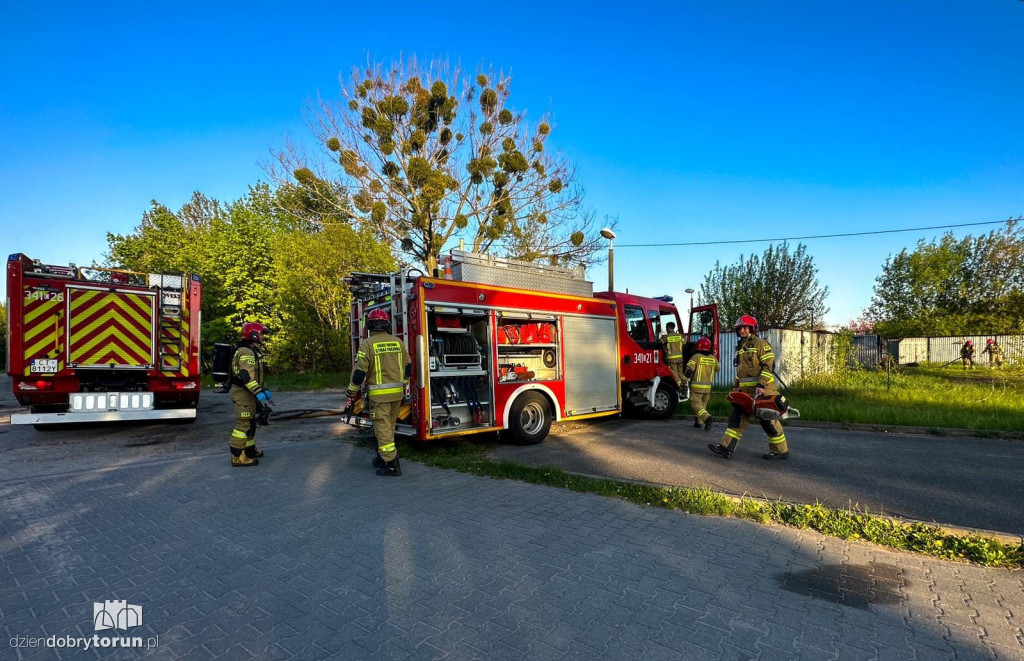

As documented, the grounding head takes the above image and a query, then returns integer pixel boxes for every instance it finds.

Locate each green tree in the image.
[866,219,1024,336]
[700,242,830,330]
[271,223,396,371]
[272,55,603,274]
[107,183,398,372]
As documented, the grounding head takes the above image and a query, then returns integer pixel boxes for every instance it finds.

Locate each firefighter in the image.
[684,337,719,430]
[960,340,975,369]
[346,308,412,477]
[660,322,686,389]
[982,338,1003,369]
[229,322,273,467]
[708,315,789,460]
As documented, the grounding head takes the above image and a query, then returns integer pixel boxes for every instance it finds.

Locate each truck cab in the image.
[595,291,718,419]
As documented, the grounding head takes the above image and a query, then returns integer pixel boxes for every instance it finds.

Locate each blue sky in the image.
[2,1,1021,326]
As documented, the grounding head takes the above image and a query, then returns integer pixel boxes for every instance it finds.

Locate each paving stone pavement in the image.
[1,439,1022,660]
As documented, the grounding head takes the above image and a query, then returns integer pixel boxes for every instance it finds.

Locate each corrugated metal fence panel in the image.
[893,334,1024,365]
[714,331,737,388]
[896,337,929,364]
[852,335,883,367]
[561,315,619,414]
[714,329,839,388]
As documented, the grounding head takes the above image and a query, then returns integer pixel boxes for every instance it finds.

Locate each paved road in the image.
[2,437,1023,660]
[491,418,1024,537]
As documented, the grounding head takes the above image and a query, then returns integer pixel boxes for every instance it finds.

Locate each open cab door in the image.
[685,304,720,363]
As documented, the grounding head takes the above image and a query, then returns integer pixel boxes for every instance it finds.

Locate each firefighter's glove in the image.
[755,385,766,398]
[256,389,275,407]
[345,393,359,410]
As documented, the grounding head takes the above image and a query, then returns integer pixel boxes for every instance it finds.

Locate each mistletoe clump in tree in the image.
[274,56,603,274]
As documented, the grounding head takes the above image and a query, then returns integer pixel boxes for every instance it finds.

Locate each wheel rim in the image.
[519,402,546,435]
[653,389,671,412]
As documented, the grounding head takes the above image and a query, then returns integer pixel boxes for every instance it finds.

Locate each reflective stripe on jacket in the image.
[735,335,775,388]
[349,331,411,403]
[662,333,684,361]
[232,346,263,394]
[685,353,720,392]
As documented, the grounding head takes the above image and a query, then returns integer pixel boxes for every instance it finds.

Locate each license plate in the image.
[31,359,58,373]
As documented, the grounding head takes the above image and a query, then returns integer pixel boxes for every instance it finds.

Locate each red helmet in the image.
[696,337,712,352]
[966,340,973,346]
[242,322,266,341]
[734,315,758,333]
[366,307,391,331]
[987,338,994,344]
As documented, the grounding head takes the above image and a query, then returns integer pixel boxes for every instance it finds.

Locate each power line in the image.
[613,218,1020,248]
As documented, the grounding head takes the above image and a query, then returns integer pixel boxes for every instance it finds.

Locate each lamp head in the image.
[685,288,695,294]
[599,228,616,240]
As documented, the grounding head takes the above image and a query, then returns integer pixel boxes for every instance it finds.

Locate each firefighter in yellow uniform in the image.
[660,322,686,389]
[229,322,273,467]
[982,338,1003,368]
[684,337,719,430]
[708,315,789,460]
[347,308,412,477]
[960,340,975,369]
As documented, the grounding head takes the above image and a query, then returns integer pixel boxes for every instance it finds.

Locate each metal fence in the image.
[713,329,838,388]
[711,331,1023,388]
[881,334,1024,366]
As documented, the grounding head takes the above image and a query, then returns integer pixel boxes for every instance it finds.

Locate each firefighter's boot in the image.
[762,451,789,460]
[230,447,258,467]
[371,452,385,469]
[707,443,733,459]
[704,415,715,431]
[376,457,402,477]
[693,418,701,428]
[245,445,264,459]
[708,433,738,459]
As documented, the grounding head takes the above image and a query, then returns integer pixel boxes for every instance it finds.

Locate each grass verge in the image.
[695,364,1024,432]
[398,440,1024,569]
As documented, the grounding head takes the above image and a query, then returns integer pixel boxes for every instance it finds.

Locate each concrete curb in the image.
[780,419,1024,440]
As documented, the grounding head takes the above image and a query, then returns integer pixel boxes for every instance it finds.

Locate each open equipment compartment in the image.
[426,306,494,434]
[495,312,559,383]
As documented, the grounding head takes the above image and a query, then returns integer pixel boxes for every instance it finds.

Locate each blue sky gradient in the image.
[2,1,1021,325]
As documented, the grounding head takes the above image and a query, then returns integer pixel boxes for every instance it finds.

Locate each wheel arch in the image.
[501,384,561,429]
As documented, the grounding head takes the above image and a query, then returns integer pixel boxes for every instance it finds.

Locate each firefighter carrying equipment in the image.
[726,390,800,421]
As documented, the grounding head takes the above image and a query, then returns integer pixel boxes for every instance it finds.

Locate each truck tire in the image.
[508,391,552,445]
[647,382,678,420]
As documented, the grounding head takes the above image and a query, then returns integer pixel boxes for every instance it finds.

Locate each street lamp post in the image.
[600,228,616,292]
[685,288,695,334]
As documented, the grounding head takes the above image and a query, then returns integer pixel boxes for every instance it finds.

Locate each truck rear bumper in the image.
[11,409,197,425]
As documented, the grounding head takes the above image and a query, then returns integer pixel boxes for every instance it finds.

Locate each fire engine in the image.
[346,250,718,444]
[6,253,203,426]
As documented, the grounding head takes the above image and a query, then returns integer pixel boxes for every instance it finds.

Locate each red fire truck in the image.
[346,250,717,444]
[6,253,202,426]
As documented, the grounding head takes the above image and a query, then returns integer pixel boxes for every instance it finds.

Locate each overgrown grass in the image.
[698,364,1024,431]
[397,440,1024,568]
